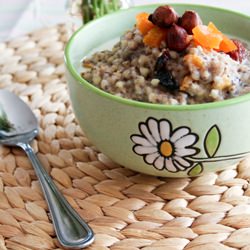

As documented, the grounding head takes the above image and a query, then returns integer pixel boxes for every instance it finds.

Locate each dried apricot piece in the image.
[184,54,204,69]
[207,22,221,34]
[192,24,223,50]
[136,12,155,35]
[219,36,237,53]
[143,26,168,48]
[193,22,237,53]
[208,22,237,53]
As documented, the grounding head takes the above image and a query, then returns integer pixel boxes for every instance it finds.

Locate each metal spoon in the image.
[0,89,94,249]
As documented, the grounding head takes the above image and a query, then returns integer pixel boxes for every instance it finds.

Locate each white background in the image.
[0,0,249,41]
[134,0,250,14]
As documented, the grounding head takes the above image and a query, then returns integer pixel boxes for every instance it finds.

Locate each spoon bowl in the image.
[0,90,38,137]
[0,89,94,249]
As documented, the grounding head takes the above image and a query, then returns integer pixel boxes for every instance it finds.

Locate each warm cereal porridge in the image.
[81,5,250,105]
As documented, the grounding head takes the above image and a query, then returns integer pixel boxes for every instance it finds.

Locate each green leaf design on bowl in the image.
[188,163,203,176]
[204,125,221,158]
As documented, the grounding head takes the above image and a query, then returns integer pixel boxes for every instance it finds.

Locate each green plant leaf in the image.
[204,125,221,158]
[188,163,203,177]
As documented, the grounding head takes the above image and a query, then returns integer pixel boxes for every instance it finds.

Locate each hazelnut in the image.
[166,24,190,52]
[150,5,179,28]
[179,10,202,34]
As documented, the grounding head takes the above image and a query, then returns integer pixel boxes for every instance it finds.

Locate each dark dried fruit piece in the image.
[166,24,190,52]
[149,5,179,28]
[228,39,247,62]
[179,10,202,34]
[154,50,178,90]
[155,50,170,73]
[148,14,153,23]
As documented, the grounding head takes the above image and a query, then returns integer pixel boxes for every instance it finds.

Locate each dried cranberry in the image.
[154,50,178,90]
[228,39,247,62]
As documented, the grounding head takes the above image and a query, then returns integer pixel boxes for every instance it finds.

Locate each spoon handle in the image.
[18,142,94,249]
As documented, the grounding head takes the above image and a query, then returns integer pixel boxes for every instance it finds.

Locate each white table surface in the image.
[0,0,249,42]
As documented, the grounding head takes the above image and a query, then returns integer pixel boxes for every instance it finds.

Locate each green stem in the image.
[188,151,250,163]
[92,0,97,10]
[81,0,121,23]
[112,0,119,11]
[99,0,105,16]
[92,0,100,18]
[103,1,110,14]
[81,0,91,23]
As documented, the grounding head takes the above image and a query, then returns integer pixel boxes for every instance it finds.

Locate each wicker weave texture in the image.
[0,24,250,250]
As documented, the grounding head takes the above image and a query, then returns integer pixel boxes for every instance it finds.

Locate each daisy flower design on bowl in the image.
[131,117,250,175]
[130,117,199,172]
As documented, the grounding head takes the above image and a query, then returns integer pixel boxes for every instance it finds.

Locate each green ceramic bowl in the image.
[65,4,250,177]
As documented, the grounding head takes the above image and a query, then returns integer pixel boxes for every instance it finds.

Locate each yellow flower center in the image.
[159,140,173,157]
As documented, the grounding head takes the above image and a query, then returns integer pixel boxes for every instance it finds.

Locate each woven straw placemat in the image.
[1,24,250,250]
